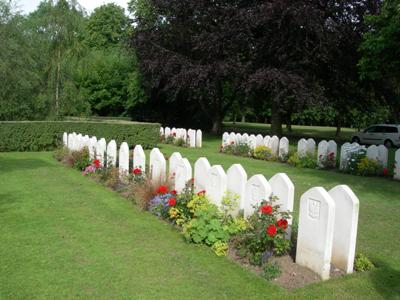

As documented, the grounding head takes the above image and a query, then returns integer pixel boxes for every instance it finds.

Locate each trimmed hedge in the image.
[0,121,160,152]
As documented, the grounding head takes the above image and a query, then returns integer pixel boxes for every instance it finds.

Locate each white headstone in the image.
[366,145,379,162]
[339,142,351,170]
[229,132,237,145]
[160,127,164,137]
[171,127,177,137]
[188,129,196,148]
[269,173,294,225]
[297,138,307,157]
[235,133,242,144]
[329,185,359,274]
[67,133,73,150]
[83,135,90,148]
[196,130,202,148]
[279,137,289,159]
[394,149,400,180]
[175,158,192,193]
[306,138,316,156]
[227,164,248,214]
[248,135,257,149]
[89,137,97,160]
[165,127,171,137]
[169,152,183,180]
[194,157,211,193]
[242,133,249,144]
[243,175,271,218]
[96,138,107,166]
[222,132,229,146]
[256,134,264,147]
[75,134,83,151]
[133,145,146,172]
[119,142,130,176]
[317,140,329,167]
[263,135,271,148]
[377,145,388,168]
[327,140,337,160]
[150,148,166,182]
[205,165,227,207]
[270,136,279,156]
[181,129,187,142]
[296,187,335,280]
[106,140,117,167]
[71,132,77,151]
[63,132,68,147]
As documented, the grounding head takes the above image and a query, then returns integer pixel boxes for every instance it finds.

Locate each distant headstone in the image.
[227,164,248,215]
[119,142,130,177]
[196,130,202,147]
[256,134,264,147]
[169,152,183,180]
[165,127,171,137]
[83,135,90,148]
[150,148,166,182]
[181,129,187,142]
[205,165,227,207]
[171,127,177,138]
[242,133,249,144]
[317,140,329,167]
[394,149,400,180]
[377,145,388,168]
[270,173,294,225]
[296,187,335,280]
[222,132,229,146]
[194,157,211,193]
[63,132,68,147]
[175,158,192,193]
[297,138,307,157]
[106,140,117,167]
[366,145,379,161]
[263,135,271,148]
[243,175,271,218]
[306,138,316,156]
[188,129,196,148]
[160,127,164,137]
[229,132,237,145]
[96,138,107,166]
[133,145,146,172]
[329,185,359,274]
[279,137,289,159]
[327,140,337,160]
[89,137,97,160]
[235,133,242,144]
[248,135,257,149]
[270,136,279,156]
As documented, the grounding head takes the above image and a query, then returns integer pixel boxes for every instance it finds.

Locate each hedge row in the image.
[0,121,160,152]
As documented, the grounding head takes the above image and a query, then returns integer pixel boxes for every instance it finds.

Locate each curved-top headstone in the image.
[227,164,247,214]
[329,185,359,274]
[96,138,107,166]
[306,138,316,156]
[119,142,130,176]
[205,165,227,207]
[297,138,307,157]
[279,137,289,159]
[243,174,271,218]
[241,133,249,144]
[317,140,329,167]
[256,134,264,147]
[194,157,211,193]
[296,187,335,280]
[269,173,294,223]
[133,145,146,172]
[196,130,202,148]
[160,127,164,136]
[327,140,337,159]
[394,149,400,180]
[377,145,388,168]
[89,136,97,160]
[169,152,183,180]
[149,148,166,182]
[263,135,271,148]
[188,130,196,148]
[175,158,192,193]
[222,132,229,146]
[229,132,236,145]
[63,132,68,147]
[106,140,117,167]
[248,135,257,149]
[270,136,279,156]
[165,127,171,137]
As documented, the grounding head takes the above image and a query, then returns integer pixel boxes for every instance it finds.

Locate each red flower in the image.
[230,141,235,145]
[173,132,176,137]
[277,219,288,230]
[266,224,277,237]
[383,168,389,176]
[197,190,206,196]
[260,205,273,215]
[156,185,168,194]
[132,168,142,175]
[93,159,101,168]
[170,190,177,195]
[168,197,177,206]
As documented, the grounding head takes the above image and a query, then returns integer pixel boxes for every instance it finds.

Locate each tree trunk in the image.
[211,118,221,134]
[286,112,292,132]
[335,118,342,136]
[241,115,245,123]
[271,101,282,136]
[55,47,61,117]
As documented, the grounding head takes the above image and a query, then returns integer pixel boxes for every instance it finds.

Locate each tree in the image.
[132,0,251,133]
[359,0,400,122]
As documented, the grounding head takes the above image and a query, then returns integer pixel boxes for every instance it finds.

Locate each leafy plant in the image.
[221,142,251,157]
[69,148,91,171]
[53,147,69,161]
[318,152,337,169]
[174,137,187,147]
[253,145,274,161]
[262,261,281,281]
[356,157,382,176]
[288,152,317,169]
[354,253,374,272]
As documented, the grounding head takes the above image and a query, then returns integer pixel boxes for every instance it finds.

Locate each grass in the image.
[1,133,399,299]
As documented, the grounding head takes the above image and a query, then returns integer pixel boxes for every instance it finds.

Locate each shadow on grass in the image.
[0,193,19,214]
[0,156,52,174]
[370,260,400,299]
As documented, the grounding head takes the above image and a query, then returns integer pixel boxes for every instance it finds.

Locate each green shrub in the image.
[71,148,91,171]
[0,121,160,152]
[221,142,251,157]
[262,261,282,281]
[288,152,317,169]
[253,145,274,160]
[354,253,375,272]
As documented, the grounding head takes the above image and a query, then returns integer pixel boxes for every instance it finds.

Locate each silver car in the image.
[352,124,400,148]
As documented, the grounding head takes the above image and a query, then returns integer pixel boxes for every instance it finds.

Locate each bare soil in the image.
[227,249,345,290]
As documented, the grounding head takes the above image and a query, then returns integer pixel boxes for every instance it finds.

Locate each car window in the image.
[365,126,378,133]
[383,126,399,133]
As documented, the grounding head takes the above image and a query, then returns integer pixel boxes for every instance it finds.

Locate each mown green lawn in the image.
[1,135,399,299]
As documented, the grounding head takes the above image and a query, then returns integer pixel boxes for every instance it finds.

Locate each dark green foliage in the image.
[71,147,91,171]
[0,121,159,151]
[262,262,281,281]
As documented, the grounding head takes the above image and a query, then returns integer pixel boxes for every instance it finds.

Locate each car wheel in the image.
[384,140,393,148]
[352,137,360,144]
